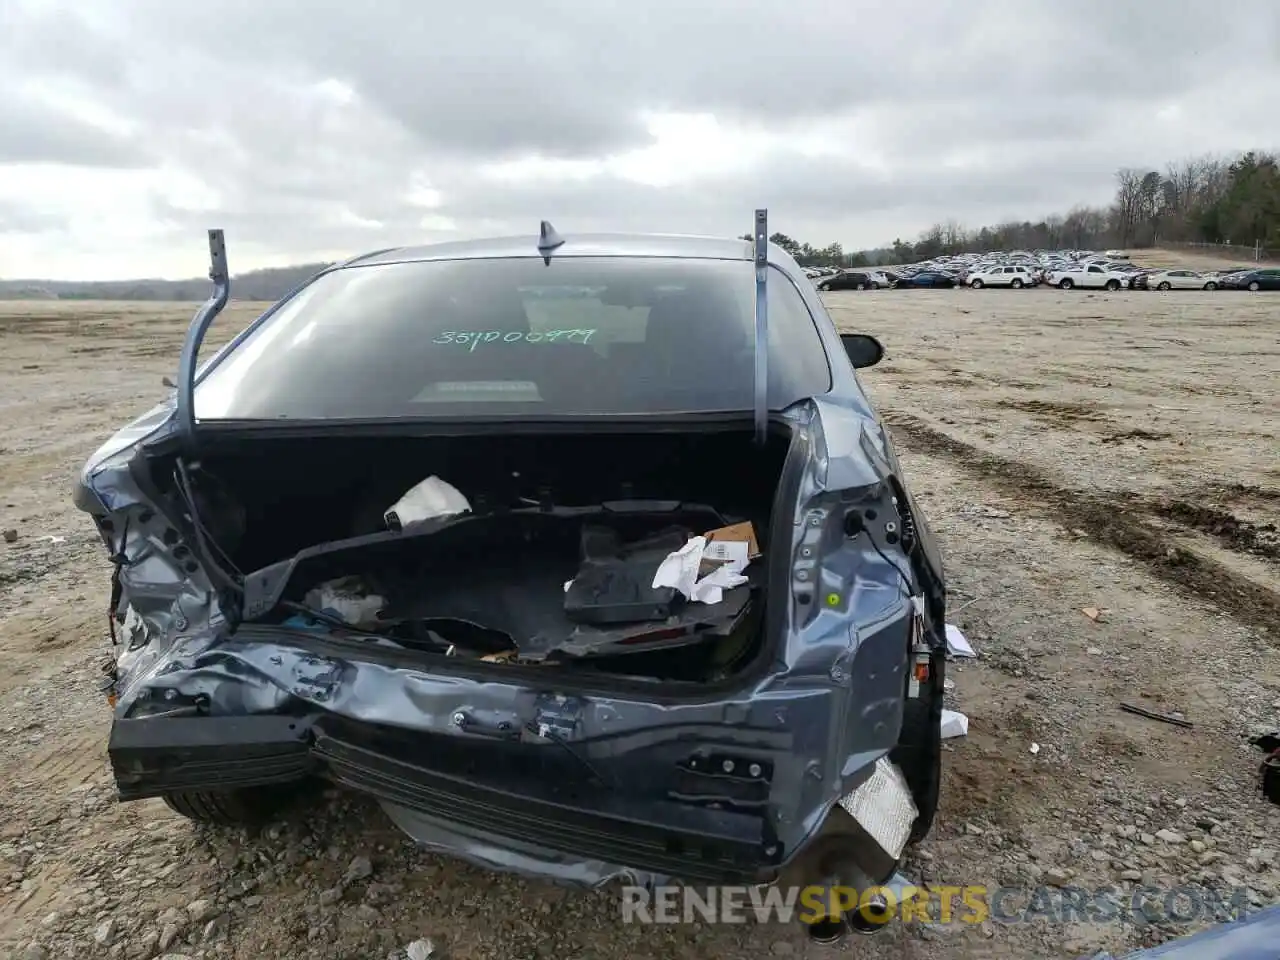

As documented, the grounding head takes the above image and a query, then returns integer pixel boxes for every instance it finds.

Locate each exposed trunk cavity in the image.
[151,427,795,684]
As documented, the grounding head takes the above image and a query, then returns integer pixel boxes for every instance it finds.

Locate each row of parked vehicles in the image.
[804,266,957,290]
[805,252,1280,292]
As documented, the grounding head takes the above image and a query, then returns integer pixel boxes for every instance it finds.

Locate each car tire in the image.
[1105,279,1121,291]
[1249,281,1260,291]
[858,283,868,291]
[970,279,983,289]
[1011,278,1023,289]
[892,648,944,844]
[1058,278,1073,290]
[818,283,830,291]
[1157,281,1171,291]
[1204,282,1217,291]
[162,785,297,826]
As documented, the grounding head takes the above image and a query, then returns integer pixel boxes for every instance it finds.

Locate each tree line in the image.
[762,148,1279,266]
[0,262,330,302]
[4,148,1276,297]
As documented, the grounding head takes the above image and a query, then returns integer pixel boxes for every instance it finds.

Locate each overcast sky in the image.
[2,0,1277,280]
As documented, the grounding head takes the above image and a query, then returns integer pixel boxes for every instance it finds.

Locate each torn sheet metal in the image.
[836,757,918,862]
[379,801,666,888]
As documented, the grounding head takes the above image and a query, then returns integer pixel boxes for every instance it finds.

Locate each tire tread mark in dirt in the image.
[1152,500,1279,561]
[883,412,1280,637]
[1214,482,1280,505]
[996,398,1108,423]
[27,729,104,787]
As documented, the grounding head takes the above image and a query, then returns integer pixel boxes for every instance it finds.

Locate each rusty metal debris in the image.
[1118,702,1193,729]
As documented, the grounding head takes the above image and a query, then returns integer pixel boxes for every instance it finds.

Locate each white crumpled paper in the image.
[652,535,751,605]
[384,475,471,531]
[940,709,969,739]
[945,623,976,658]
[690,564,750,605]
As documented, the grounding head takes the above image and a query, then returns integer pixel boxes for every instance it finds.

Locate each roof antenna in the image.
[537,220,564,265]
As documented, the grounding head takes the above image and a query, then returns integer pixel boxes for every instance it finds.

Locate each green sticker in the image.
[826,593,841,607]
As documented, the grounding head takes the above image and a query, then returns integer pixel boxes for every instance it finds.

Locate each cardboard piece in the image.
[699,521,760,577]
[703,521,760,558]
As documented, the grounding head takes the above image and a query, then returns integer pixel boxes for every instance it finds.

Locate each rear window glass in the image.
[194,256,832,420]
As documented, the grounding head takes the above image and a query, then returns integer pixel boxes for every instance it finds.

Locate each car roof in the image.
[344,233,754,267]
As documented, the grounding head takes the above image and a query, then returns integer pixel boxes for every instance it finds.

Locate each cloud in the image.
[0,89,151,169]
[0,0,1277,278]
[0,201,65,236]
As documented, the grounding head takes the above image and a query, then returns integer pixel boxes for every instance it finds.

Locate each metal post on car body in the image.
[752,208,769,447]
[175,229,231,452]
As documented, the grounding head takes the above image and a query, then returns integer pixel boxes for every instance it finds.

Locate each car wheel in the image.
[1058,278,1073,290]
[163,785,299,826]
[1157,281,1171,291]
[1204,282,1217,291]
[892,647,944,844]
[1011,278,1024,289]
[858,283,868,291]
[818,283,830,291]
[970,279,983,289]
[1249,281,1261,291]
[1105,279,1121,291]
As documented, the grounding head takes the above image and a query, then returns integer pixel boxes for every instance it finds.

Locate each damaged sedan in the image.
[74,213,948,942]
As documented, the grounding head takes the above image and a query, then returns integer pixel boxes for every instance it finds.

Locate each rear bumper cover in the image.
[102,564,921,885]
[101,457,931,888]
[110,712,782,885]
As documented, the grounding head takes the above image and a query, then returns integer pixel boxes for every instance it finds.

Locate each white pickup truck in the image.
[1046,264,1129,290]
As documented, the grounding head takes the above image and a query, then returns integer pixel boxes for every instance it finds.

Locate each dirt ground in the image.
[1,278,1278,960]
[1128,249,1271,272]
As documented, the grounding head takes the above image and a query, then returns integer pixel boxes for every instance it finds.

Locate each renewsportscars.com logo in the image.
[620,883,1253,928]
[623,884,984,927]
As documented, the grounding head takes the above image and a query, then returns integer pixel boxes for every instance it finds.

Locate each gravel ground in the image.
[1,285,1277,960]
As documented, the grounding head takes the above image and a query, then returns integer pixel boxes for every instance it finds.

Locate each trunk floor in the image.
[388,550,755,661]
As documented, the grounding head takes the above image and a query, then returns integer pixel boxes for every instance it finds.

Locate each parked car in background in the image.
[816,270,873,291]
[803,266,839,281]
[966,265,1035,289]
[1221,268,1280,291]
[800,248,1274,296]
[1145,270,1218,291]
[1199,269,1236,283]
[893,272,957,289]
